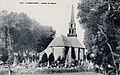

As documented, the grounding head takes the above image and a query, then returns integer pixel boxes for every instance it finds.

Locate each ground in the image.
[40,72,103,75]
[0,71,104,75]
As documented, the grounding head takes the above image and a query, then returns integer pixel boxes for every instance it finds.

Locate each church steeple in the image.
[67,5,77,37]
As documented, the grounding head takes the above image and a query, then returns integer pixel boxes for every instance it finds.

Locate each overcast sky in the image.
[0,0,84,46]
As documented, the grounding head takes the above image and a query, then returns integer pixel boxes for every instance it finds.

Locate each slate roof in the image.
[67,37,84,48]
[49,35,71,47]
[48,35,84,48]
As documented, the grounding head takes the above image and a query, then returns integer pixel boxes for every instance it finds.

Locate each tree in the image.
[49,53,54,65]
[0,48,8,64]
[32,24,55,53]
[77,0,120,74]
[0,10,55,64]
[41,53,48,63]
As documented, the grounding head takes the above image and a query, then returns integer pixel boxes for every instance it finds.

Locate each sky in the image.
[0,0,85,46]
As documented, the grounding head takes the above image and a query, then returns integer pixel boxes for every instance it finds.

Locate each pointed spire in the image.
[70,5,75,23]
[67,4,77,37]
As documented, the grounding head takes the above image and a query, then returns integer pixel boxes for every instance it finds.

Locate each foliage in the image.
[0,47,8,63]
[49,53,54,65]
[78,0,120,68]
[0,10,55,63]
[41,53,48,63]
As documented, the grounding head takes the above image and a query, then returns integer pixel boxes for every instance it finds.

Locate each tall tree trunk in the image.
[5,27,8,49]
[97,25,118,75]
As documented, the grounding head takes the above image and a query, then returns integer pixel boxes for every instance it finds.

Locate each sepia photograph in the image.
[0,0,120,75]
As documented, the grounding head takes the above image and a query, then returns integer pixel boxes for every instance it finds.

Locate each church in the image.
[40,5,85,67]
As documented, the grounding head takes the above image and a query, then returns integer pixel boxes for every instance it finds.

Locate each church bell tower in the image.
[67,5,77,37]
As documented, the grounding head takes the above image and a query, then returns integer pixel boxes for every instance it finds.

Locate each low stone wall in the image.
[35,68,81,74]
[11,67,89,74]
[0,67,91,75]
[0,69,9,75]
